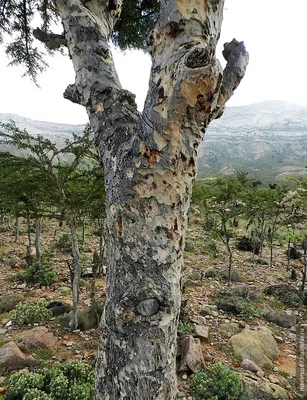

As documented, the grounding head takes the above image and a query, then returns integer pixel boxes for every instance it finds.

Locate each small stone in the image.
[256,370,264,378]
[0,329,7,335]
[274,336,284,343]
[190,315,207,325]
[5,321,12,328]
[66,341,74,347]
[241,359,262,373]
[193,325,209,341]
[288,333,296,341]
[17,283,26,289]
[268,374,279,384]
[182,374,188,380]
[59,287,72,296]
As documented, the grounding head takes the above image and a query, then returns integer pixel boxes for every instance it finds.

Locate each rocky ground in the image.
[0,216,306,399]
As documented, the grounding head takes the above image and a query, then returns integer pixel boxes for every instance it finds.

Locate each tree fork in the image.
[53,0,249,398]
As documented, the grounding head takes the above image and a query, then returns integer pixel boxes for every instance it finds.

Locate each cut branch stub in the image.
[33,28,67,50]
[215,38,249,115]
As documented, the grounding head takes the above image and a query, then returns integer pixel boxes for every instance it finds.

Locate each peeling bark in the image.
[54,0,249,398]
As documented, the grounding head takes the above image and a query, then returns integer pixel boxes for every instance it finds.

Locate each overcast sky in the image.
[0,0,306,124]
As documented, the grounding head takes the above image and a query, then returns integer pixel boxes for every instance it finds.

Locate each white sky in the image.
[0,0,306,124]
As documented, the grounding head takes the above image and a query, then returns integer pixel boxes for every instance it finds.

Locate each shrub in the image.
[191,363,243,400]
[11,253,57,287]
[5,372,45,400]
[56,233,71,252]
[5,360,94,400]
[10,299,51,325]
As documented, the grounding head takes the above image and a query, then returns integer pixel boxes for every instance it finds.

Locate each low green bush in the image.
[10,299,51,325]
[178,321,194,335]
[191,363,243,400]
[5,360,94,400]
[11,253,57,287]
[56,233,71,252]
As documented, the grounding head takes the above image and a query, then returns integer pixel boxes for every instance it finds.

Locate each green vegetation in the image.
[9,299,51,325]
[5,360,94,400]
[12,253,57,286]
[191,363,243,400]
[178,321,194,335]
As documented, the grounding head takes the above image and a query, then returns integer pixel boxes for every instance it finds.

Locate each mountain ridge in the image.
[1,101,307,182]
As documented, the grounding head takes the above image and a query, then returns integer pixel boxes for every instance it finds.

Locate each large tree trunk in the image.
[56,0,248,398]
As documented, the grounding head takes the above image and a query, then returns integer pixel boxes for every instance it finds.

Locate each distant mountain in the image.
[0,113,84,146]
[1,101,307,182]
[199,101,307,182]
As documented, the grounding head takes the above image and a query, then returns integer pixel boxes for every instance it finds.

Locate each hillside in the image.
[200,101,307,182]
[1,101,307,182]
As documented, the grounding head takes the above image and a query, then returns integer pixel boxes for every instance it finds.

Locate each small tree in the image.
[0,122,105,329]
[201,174,248,284]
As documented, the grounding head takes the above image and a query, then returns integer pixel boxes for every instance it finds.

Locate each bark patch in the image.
[177,0,207,21]
[136,298,160,317]
[140,143,161,164]
[117,215,123,237]
[94,102,104,113]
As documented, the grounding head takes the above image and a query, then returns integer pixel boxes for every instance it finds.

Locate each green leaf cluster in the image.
[5,360,94,400]
[191,363,243,400]
[11,253,57,286]
[9,299,51,325]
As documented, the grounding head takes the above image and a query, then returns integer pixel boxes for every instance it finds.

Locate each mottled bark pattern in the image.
[55,0,248,398]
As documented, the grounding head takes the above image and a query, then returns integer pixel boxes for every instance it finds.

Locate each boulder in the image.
[215,286,258,315]
[16,326,57,351]
[81,267,93,278]
[239,376,289,399]
[220,268,241,282]
[178,335,204,372]
[0,293,24,313]
[229,327,279,368]
[0,341,36,371]
[47,300,72,316]
[265,310,297,328]
[204,267,219,278]
[220,322,241,338]
[264,285,301,308]
[58,286,72,296]
[200,304,219,317]
[66,305,102,330]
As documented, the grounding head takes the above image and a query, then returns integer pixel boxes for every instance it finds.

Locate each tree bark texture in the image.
[35,218,41,263]
[70,215,80,330]
[55,0,248,398]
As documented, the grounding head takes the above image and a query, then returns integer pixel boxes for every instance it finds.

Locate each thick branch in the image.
[214,38,249,118]
[33,28,67,50]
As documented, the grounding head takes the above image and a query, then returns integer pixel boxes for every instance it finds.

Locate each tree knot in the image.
[185,47,210,69]
[136,298,160,317]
